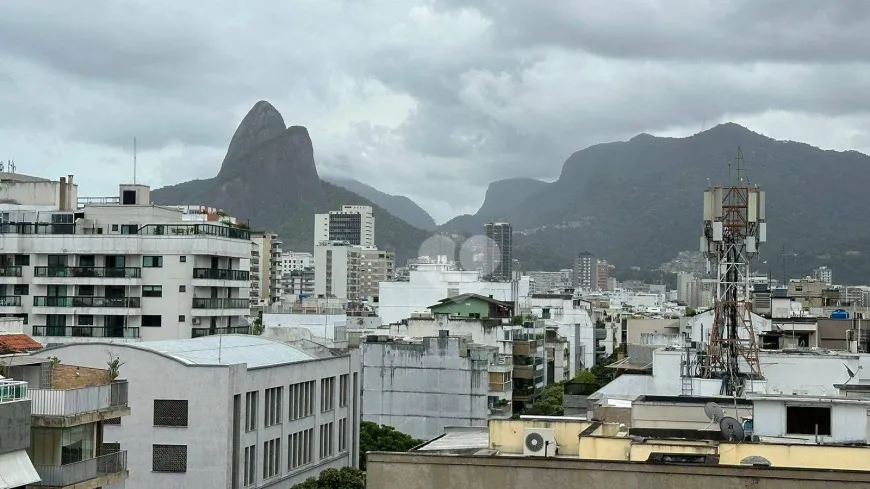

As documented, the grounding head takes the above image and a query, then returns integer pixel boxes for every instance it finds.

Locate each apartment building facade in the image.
[359,248,394,301]
[0,180,252,344]
[483,221,512,282]
[251,232,283,306]
[43,335,361,489]
[314,205,375,248]
[313,242,361,301]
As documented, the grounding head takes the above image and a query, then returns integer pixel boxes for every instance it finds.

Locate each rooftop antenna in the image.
[8,160,15,174]
[133,137,137,185]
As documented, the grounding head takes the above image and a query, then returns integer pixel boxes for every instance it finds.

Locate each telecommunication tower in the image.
[700,148,766,395]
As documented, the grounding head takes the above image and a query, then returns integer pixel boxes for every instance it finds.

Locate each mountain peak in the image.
[698,122,766,140]
[221,101,287,171]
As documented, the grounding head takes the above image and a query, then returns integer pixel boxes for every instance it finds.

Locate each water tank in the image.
[831,309,849,320]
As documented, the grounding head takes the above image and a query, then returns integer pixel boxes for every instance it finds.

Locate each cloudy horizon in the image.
[2,1,869,223]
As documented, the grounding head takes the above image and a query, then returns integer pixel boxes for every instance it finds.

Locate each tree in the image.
[520,382,564,416]
[685,307,697,317]
[252,311,264,335]
[292,467,365,489]
[359,422,422,470]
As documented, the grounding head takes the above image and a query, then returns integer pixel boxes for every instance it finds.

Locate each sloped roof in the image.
[0,334,42,353]
[133,335,317,368]
[429,293,513,310]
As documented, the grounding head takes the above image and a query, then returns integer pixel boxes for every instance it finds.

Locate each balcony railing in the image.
[138,223,250,240]
[0,265,22,277]
[32,326,140,339]
[193,268,250,281]
[34,449,127,487]
[192,298,249,309]
[0,296,22,307]
[488,405,512,417]
[30,380,128,417]
[488,380,513,393]
[33,296,141,308]
[192,326,252,338]
[0,380,27,403]
[34,266,142,279]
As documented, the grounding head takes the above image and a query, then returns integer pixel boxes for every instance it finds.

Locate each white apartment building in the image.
[813,266,833,286]
[281,251,313,274]
[314,205,375,248]
[314,242,361,301]
[378,261,531,324]
[252,232,283,306]
[43,335,361,489]
[0,177,252,344]
[527,294,598,374]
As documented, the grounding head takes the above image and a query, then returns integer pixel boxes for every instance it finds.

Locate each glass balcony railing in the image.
[139,223,250,240]
[0,296,22,307]
[0,265,22,277]
[34,266,142,278]
[33,297,141,308]
[32,326,140,339]
[192,268,250,281]
[34,449,127,487]
[191,298,249,309]
[191,326,252,338]
[0,379,27,403]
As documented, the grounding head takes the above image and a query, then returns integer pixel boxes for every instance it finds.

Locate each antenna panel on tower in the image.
[748,192,758,222]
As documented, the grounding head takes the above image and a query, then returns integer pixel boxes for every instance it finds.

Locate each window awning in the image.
[0,449,41,488]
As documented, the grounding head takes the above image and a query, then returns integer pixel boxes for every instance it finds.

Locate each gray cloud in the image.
[1,0,869,224]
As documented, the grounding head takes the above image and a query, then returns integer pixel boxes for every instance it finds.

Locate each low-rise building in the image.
[361,333,512,440]
[41,335,361,489]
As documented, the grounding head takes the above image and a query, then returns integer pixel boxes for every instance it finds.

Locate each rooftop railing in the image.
[0,380,28,403]
[34,449,127,487]
[192,326,252,338]
[0,221,250,240]
[30,380,128,417]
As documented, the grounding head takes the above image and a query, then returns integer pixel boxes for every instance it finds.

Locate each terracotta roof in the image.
[0,334,43,353]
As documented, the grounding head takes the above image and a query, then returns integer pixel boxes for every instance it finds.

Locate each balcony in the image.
[192,326,252,338]
[33,266,142,286]
[0,295,22,310]
[513,365,535,380]
[488,404,512,418]
[488,380,513,393]
[512,340,538,356]
[191,297,250,316]
[138,223,250,240]
[192,268,251,286]
[0,379,27,403]
[34,449,128,488]
[32,326,140,340]
[0,265,22,283]
[30,381,129,428]
[33,297,141,312]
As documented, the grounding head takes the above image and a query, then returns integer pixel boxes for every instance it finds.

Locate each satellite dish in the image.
[704,402,725,423]
[719,416,745,442]
[740,455,771,467]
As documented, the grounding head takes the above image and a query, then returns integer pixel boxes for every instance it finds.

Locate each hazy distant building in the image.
[359,248,395,301]
[813,266,833,286]
[315,205,375,248]
[484,221,512,282]
[573,252,596,290]
[596,261,612,291]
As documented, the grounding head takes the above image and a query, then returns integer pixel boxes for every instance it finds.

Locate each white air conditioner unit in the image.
[191,317,201,325]
[523,428,558,457]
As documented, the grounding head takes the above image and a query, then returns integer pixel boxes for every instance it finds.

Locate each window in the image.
[142,315,161,327]
[152,444,187,472]
[77,315,94,326]
[111,224,119,232]
[179,255,186,263]
[245,391,258,432]
[143,256,163,268]
[77,285,93,296]
[120,224,137,234]
[13,254,29,266]
[244,445,256,486]
[13,284,28,295]
[143,285,163,297]
[264,387,283,427]
[786,406,832,436]
[289,381,315,420]
[339,374,349,408]
[338,418,348,452]
[321,377,335,412]
[319,422,334,459]
[104,417,121,425]
[288,428,314,470]
[179,285,186,293]
[262,437,281,480]
[178,315,186,322]
[153,400,188,427]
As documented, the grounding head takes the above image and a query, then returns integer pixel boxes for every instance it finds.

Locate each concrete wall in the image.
[361,337,490,440]
[430,298,492,318]
[0,399,31,454]
[753,399,869,444]
[489,419,591,455]
[366,453,870,489]
[632,401,752,430]
[626,319,679,345]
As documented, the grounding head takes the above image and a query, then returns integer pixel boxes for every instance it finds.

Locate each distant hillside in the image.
[323,176,436,230]
[440,177,548,232]
[441,123,870,284]
[150,101,430,262]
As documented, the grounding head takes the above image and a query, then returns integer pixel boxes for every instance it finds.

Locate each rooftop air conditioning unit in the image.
[523,428,558,457]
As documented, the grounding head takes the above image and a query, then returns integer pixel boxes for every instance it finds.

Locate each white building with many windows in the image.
[314,205,374,248]
[0,177,252,343]
[42,335,361,489]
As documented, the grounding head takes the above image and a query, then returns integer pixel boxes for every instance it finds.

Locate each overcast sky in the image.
[2,1,869,223]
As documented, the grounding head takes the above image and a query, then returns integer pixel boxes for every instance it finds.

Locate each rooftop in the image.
[0,333,43,353]
[429,293,514,309]
[415,426,490,455]
[118,335,316,369]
